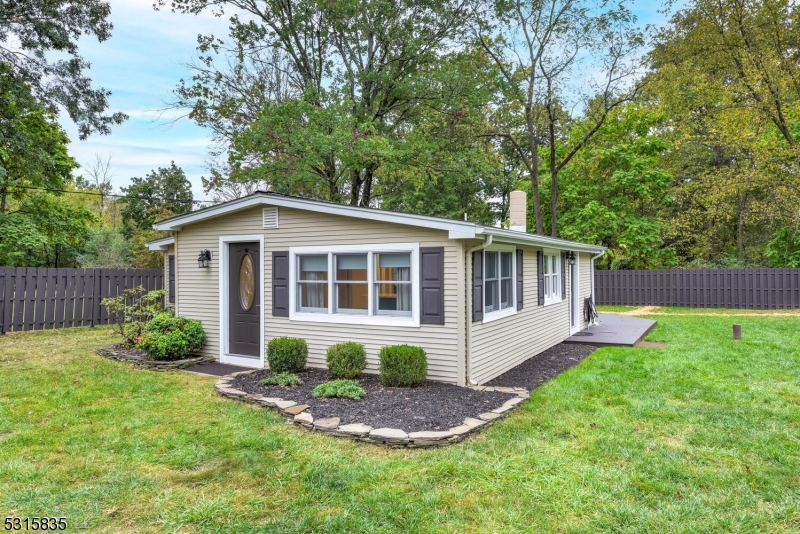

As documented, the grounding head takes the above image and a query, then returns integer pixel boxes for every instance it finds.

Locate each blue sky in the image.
[62,0,679,200]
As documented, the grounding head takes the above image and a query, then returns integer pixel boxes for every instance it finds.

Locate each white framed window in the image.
[543,250,561,305]
[289,243,420,327]
[483,245,517,323]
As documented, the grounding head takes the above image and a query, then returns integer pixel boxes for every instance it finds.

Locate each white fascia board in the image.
[154,193,476,236]
[476,227,605,253]
[146,237,175,251]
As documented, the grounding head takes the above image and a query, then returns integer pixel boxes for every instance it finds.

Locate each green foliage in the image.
[379,345,427,387]
[138,313,207,361]
[312,379,366,400]
[325,342,367,380]
[101,287,166,347]
[267,337,308,374]
[77,228,132,268]
[119,162,193,238]
[260,372,304,387]
[765,227,800,267]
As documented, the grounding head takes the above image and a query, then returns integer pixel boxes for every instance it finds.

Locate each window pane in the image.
[501,252,512,278]
[485,280,498,312]
[544,277,550,298]
[501,278,512,309]
[551,255,557,273]
[336,283,368,312]
[376,253,411,282]
[298,282,328,310]
[299,255,328,280]
[376,283,411,313]
[336,254,367,281]
[543,255,549,274]
[485,251,498,279]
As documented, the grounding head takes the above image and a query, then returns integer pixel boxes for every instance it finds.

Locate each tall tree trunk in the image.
[549,117,558,237]
[525,107,543,234]
[0,185,6,214]
[359,168,374,207]
[349,170,362,206]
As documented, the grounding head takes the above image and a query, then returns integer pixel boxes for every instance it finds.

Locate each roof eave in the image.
[146,236,175,251]
[476,227,606,253]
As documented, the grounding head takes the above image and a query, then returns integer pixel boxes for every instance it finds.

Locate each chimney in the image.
[509,190,527,232]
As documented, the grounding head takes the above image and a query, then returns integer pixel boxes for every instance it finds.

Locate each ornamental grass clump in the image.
[379,345,427,387]
[267,337,307,373]
[137,313,206,361]
[326,342,367,379]
[312,379,366,400]
[260,372,303,387]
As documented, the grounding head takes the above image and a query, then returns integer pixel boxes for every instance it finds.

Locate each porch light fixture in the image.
[566,251,576,265]
[197,249,212,268]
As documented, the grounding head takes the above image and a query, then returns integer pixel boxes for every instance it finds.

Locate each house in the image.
[146,190,605,386]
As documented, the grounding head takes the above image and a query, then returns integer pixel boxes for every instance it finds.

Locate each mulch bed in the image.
[109,344,149,360]
[485,342,597,390]
[231,368,517,432]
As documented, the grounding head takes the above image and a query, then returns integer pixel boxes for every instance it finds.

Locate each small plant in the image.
[137,313,206,361]
[260,372,304,387]
[102,286,166,347]
[379,345,428,387]
[326,342,367,379]
[312,379,366,400]
[267,337,308,373]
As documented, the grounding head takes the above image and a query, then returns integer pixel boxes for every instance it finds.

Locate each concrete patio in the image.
[564,314,657,347]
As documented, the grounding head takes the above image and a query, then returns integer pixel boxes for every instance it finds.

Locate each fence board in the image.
[594,268,800,310]
[23,268,36,330]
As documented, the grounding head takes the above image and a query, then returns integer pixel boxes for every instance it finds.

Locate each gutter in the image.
[464,235,492,386]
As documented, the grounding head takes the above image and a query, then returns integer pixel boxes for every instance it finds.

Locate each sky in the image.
[61,0,679,201]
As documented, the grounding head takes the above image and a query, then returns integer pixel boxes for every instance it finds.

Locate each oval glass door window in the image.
[239,254,255,311]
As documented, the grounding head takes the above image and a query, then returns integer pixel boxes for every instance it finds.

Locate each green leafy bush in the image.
[312,379,366,400]
[267,337,308,373]
[137,313,206,361]
[379,345,427,387]
[260,372,304,387]
[101,286,166,347]
[326,342,367,379]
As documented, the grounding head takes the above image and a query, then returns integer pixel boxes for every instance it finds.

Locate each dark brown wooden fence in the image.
[594,269,800,309]
[0,268,164,333]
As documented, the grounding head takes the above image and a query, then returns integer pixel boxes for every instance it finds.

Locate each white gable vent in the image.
[262,207,279,229]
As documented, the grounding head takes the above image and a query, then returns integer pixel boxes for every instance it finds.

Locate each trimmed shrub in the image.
[267,337,308,373]
[379,345,427,387]
[137,313,206,361]
[260,372,303,387]
[312,379,366,400]
[326,342,367,379]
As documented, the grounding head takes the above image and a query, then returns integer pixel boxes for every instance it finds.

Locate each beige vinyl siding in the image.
[175,206,462,384]
[469,245,571,385]
[579,252,594,330]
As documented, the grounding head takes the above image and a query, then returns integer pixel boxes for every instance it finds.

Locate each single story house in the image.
[147,191,605,386]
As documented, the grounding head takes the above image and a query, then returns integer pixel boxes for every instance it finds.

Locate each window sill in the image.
[543,297,564,307]
[482,306,517,324]
[289,312,420,328]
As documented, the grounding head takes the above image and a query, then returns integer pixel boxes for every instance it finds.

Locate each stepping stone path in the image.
[214,370,530,448]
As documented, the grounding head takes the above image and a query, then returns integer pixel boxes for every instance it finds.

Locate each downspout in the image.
[465,235,492,386]
[590,250,605,324]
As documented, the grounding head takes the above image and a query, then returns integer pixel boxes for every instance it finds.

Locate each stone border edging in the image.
[215,370,530,448]
[96,343,216,371]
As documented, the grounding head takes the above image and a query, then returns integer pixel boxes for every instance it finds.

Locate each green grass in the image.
[1,318,799,533]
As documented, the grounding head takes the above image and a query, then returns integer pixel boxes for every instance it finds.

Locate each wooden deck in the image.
[564,314,657,347]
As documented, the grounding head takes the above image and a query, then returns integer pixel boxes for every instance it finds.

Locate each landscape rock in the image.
[294,413,314,426]
[333,423,373,437]
[478,412,503,421]
[313,417,340,430]
[369,428,409,443]
[283,404,308,415]
[274,400,297,409]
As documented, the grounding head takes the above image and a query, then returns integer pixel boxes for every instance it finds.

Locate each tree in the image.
[0,0,127,138]
[119,162,193,237]
[78,227,132,268]
[477,0,646,235]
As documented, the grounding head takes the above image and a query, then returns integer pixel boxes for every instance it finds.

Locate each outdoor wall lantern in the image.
[566,251,576,265]
[197,249,212,268]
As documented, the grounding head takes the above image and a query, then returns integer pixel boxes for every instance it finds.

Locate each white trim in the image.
[542,249,563,306]
[482,244,517,324]
[219,234,265,368]
[477,227,604,253]
[288,242,420,327]
[146,236,174,251]
[570,253,581,335]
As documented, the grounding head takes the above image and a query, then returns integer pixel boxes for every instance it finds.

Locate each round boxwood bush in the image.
[326,342,367,379]
[137,313,207,361]
[267,337,308,373]
[379,345,427,387]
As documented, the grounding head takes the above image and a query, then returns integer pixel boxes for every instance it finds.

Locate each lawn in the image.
[1,310,799,533]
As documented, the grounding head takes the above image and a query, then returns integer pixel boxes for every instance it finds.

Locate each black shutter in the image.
[272,251,289,317]
[472,250,483,322]
[516,249,523,310]
[537,250,545,305]
[561,252,567,300]
[168,255,175,304]
[419,247,445,325]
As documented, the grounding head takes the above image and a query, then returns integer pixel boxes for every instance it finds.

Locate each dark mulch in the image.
[111,344,149,360]
[231,368,517,432]
[486,343,597,390]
